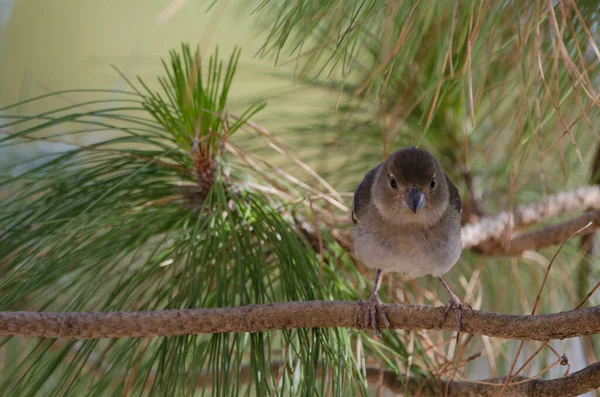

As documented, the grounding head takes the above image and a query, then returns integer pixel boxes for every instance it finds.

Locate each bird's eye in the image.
[390,179,397,189]
[430,178,436,188]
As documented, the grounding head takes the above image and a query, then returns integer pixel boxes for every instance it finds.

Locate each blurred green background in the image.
[0,0,336,133]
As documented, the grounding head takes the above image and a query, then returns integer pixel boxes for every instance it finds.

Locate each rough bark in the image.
[1,301,599,341]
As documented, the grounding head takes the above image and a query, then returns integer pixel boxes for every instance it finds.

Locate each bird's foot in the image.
[363,292,390,338]
[439,292,472,341]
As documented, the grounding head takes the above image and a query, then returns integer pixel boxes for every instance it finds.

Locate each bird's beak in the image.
[406,187,425,214]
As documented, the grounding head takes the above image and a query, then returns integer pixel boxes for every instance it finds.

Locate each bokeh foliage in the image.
[253,0,600,192]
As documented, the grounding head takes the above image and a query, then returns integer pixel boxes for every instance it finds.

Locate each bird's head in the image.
[372,147,449,225]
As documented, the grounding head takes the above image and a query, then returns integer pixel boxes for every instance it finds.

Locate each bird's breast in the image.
[352,221,461,279]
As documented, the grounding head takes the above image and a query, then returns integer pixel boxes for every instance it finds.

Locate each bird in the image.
[351,146,468,338]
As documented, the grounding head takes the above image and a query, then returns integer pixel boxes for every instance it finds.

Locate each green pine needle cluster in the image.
[0,44,418,396]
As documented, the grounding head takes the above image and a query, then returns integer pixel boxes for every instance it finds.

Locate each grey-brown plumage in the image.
[352,146,468,337]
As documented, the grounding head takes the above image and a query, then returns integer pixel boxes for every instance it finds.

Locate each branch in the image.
[1,301,599,340]
[175,361,600,397]
[576,145,600,369]
[376,361,600,397]
[461,185,600,249]
[474,210,600,256]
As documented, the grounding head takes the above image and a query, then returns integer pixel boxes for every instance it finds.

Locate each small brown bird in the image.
[352,146,467,337]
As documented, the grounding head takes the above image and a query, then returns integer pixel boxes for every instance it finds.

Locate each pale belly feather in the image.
[352,227,461,279]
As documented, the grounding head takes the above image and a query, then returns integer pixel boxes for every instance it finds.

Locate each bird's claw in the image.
[363,292,390,338]
[439,293,471,340]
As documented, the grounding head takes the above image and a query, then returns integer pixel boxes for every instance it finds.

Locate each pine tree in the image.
[1,1,600,396]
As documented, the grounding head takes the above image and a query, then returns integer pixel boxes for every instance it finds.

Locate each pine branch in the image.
[474,210,600,256]
[461,185,600,250]
[374,361,600,397]
[577,145,600,385]
[1,301,599,340]
[154,361,600,397]
[203,361,600,397]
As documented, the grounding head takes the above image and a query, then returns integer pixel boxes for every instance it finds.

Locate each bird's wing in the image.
[352,164,380,225]
[444,172,462,216]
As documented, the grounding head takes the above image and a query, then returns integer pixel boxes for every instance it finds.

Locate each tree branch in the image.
[376,360,600,397]
[1,301,599,340]
[175,361,600,397]
[474,210,600,256]
[461,185,600,249]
